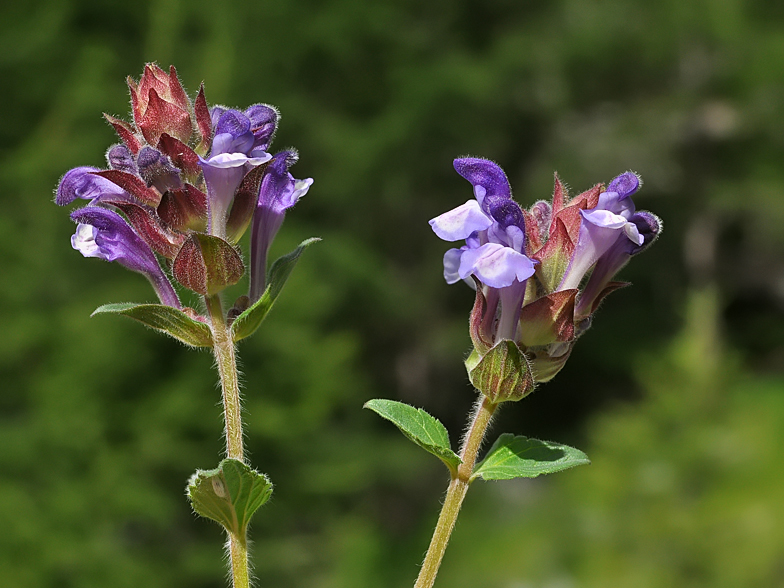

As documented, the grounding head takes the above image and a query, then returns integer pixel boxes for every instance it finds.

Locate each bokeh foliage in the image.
[1,0,783,586]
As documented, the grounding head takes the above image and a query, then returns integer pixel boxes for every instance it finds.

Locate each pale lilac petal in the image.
[443,248,464,284]
[624,221,643,245]
[459,243,536,289]
[429,200,493,241]
[582,209,628,230]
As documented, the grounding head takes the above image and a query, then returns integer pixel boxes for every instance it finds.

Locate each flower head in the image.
[432,158,661,400]
[56,63,310,310]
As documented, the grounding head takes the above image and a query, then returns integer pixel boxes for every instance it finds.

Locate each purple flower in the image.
[575,209,661,316]
[559,171,644,291]
[249,151,313,301]
[199,151,271,238]
[55,167,127,206]
[71,206,181,308]
[199,107,279,237]
[430,158,536,342]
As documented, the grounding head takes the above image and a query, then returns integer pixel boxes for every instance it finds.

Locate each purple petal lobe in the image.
[581,209,628,230]
[443,248,464,284]
[607,171,641,199]
[244,104,279,152]
[429,200,493,241]
[106,145,137,174]
[453,158,512,204]
[459,243,536,289]
[56,167,126,206]
[211,109,255,156]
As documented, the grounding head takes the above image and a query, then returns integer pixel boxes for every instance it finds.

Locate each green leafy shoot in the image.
[91,302,212,347]
[187,459,273,540]
[231,237,320,342]
[472,434,589,482]
[364,399,461,474]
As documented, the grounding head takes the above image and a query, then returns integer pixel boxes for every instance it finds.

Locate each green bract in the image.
[187,459,273,539]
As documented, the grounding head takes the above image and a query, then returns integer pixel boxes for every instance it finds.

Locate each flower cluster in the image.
[430,158,660,400]
[56,64,312,309]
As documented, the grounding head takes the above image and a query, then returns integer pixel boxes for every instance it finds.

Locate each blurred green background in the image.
[2,0,784,586]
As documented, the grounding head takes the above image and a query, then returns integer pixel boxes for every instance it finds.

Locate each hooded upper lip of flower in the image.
[429,158,536,290]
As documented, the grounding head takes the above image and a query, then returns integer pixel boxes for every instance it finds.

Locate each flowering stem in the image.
[206,294,245,460]
[413,395,498,588]
[205,294,249,588]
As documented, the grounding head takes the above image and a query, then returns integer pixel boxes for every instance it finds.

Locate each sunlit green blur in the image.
[1,1,783,586]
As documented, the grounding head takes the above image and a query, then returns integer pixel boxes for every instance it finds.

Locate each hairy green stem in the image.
[206,294,249,588]
[413,396,498,588]
[206,295,245,460]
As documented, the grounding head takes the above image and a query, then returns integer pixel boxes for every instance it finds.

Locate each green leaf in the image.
[472,433,589,481]
[187,459,273,538]
[364,399,461,472]
[91,303,213,347]
[231,237,320,342]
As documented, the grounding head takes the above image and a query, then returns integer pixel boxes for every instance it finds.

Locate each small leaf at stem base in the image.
[187,459,273,538]
[364,399,461,473]
[472,433,589,481]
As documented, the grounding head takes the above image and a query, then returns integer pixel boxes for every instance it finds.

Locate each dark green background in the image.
[2,0,784,586]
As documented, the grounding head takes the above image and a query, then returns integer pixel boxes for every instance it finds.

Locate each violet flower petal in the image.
[211,109,255,156]
[459,243,536,289]
[429,200,493,241]
[607,171,640,199]
[56,167,126,206]
[443,247,465,284]
[249,151,312,301]
[244,104,279,152]
[453,158,512,205]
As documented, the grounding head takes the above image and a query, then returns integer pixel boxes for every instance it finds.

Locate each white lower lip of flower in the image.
[71,224,102,258]
[206,152,271,168]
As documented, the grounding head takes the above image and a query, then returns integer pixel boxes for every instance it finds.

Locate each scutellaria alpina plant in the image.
[55,64,315,588]
[365,158,661,588]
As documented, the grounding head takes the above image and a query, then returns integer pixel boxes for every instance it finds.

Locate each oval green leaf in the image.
[364,398,461,473]
[472,433,589,481]
[91,302,213,347]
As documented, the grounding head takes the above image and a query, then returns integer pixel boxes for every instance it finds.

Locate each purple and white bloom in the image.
[71,206,181,308]
[559,171,644,291]
[430,158,537,342]
[199,107,278,237]
[249,151,313,301]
